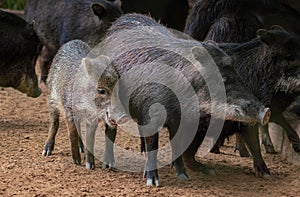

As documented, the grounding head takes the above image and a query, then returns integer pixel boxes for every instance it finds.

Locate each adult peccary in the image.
[97,13,271,186]
[44,40,127,169]
[0,10,41,98]
[185,0,300,155]
[24,0,122,83]
[194,27,300,177]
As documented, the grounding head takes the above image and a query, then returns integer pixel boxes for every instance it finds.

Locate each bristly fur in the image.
[219,29,300,106]
[97,14,276,182]
[184,0,279,42]
[0,10,41,96]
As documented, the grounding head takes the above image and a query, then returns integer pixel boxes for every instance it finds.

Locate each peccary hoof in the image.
[86,162,95,169]
[72,156,81,165]
[42,142,54,156]
[144,170,161,187]
[254,164,270,178]
[101,162,114,169]
[102,154,115,169]
[176,172,190,181]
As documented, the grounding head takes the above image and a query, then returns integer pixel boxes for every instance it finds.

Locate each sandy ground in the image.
[0,84,300,197]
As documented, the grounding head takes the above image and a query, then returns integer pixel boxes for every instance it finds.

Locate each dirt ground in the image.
[0,84,300,197]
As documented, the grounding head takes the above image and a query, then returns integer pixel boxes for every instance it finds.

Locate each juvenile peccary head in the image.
[82,55,127,127]
[193,44,271,125]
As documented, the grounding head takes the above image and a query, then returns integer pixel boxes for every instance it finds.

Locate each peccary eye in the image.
[97,88,107,95]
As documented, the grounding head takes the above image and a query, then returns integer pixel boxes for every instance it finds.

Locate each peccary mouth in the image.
[106,112,117,126]
[105,112,129,127]
[16,77,42,98]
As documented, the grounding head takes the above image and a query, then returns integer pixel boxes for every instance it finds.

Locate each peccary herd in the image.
[0,0,299,187]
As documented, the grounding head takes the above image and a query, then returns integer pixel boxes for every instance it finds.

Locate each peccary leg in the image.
[66,120,81,165]
[260,124,277,154]
[142,132,160,187]
[273,115,300,152]
[210,136,226,154]
[43,108,60,156]
[183,123,216,175]
[235,132,251,157]
[85,120,98,169]
[75,122,84,153]
[102,124,117,169]
[39,46,55,84]
[140,136,146,153]
[168,125,189,181]
[241,124,271,177]
[79,136,84,153]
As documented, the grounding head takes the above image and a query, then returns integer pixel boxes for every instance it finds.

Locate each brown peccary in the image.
[24,0,122,83]
[44,40,127,169]
[98,13,270,186]
[0,10,41,98]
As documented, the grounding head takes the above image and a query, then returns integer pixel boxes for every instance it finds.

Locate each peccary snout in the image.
[16,76,42,98]
[258,107,271,126]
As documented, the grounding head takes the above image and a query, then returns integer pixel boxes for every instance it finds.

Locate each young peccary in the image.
[24,0,122,83]
[44,40,127,169]
[97,14,271,186]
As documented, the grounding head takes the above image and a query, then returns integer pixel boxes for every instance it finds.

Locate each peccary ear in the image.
[270,25,286,31]
[22,22,35,39]
[257,29,272,45]
[82,55,111,80]
[91,3,107,19]
[191,46,204,63]
[205,40,219,47]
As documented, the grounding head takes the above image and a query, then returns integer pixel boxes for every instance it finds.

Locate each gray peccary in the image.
[44,40,127,169]
[97,14,270,186]
[0,10,41,98]
[24,0,122,83]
